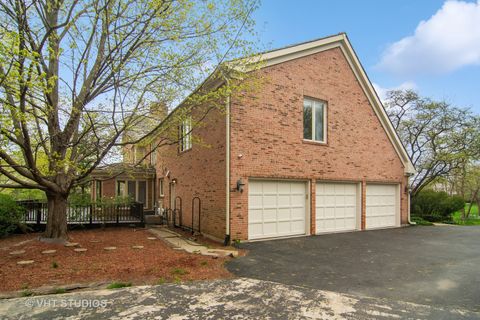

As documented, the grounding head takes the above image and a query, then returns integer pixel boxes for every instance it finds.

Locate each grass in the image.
[53,288,67,294]
[171,267,189,276]
[51,261,59,269]
[20,290,33,297]
[107,282,132,289]
[452,204,480,225]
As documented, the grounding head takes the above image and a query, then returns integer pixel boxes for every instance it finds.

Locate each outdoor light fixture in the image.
[172,178,177,184]
[236,178,245,193]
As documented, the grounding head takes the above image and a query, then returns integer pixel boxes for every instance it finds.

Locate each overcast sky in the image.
[253,0,480,113]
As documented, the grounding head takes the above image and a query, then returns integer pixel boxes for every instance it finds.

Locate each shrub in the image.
[411,190,465,222]
[68,192,92,206]
[0,194,24,237]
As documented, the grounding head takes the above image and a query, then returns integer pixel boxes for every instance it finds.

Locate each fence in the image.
[18,200,144,227]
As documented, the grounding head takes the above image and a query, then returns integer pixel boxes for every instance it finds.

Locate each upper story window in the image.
[179,117,192,152]
[136,146,146,163]
[303,97,327,143]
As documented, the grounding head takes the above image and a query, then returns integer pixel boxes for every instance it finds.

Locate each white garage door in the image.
[248,180,307,240]
[316,182,358,233]
[366,184,399,229]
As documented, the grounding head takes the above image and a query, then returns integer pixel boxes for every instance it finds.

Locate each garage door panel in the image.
[248,180,307,240]
[263,195,277,207]
[262,181,277,192]
[291,207,305,219]
[316,182,358,234]
[277,208,290,220]
[291,194,305,205]
[248,223,263,238]
[263,222,277,235]
[249,208,263,223]
[263,208,277,222]
[366,184,398,229]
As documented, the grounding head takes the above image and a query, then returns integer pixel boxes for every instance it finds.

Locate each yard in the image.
[0,228,233,294]
[452,204,480,225]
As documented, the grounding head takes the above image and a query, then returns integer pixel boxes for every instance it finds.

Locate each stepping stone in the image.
[9,250,25,255]
[64,242,79,247]
[41,250,57,254]
[74,248,87,252]
[131,246,144,249]
[17,260,34,265]
[103,246,117,251]
[147,237,157,240]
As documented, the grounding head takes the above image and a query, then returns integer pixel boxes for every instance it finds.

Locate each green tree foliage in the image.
[0,0,259,239]
[0,194,24,236]
[384,90,480,196]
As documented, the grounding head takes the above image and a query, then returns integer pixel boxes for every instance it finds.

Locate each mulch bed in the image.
[0,228,233,293]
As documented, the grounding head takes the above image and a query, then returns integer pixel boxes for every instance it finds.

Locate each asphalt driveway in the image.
[226,225,480,312]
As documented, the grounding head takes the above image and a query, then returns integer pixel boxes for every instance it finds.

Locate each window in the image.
[127,181,136,199]
[303,98,326,143]
[138,181,147,205]
[150,144,156,165]
[159,178,164,197]
[135,146,146,163]
[116,180,126,196]
[119,180,149,207]
[179,117,192,152]
[95,180,102,201]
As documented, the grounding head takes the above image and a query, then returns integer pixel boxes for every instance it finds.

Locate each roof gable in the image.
[250,34,415,174]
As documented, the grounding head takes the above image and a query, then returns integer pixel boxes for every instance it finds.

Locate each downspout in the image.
[224,89,231,245]
[406,173,416,225]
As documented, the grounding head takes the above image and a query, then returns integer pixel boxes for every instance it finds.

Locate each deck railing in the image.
[18,200,144,227]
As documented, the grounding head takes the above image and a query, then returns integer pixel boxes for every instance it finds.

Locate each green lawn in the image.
[452,204,480,225]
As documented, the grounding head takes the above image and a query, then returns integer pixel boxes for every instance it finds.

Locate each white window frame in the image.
[179,117,192,152]
[303,97,327,143]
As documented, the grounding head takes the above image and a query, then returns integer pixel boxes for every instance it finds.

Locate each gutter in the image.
[224,91,231,245]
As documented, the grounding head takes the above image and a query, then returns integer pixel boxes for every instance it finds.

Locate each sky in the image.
[252,0,480,114]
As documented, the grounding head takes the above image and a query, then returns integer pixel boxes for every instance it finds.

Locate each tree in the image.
[450,163,480,220]
[0,0,258,240]
[384,90,480,196]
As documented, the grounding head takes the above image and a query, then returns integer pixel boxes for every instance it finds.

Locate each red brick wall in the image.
[229,47,408,240]
[156,107,227,241]
[103,178,115,198]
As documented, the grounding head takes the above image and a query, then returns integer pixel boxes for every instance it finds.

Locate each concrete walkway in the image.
[0,278,477,319]
[148,227,237,257]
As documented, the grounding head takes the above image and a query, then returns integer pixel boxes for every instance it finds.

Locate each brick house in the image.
[157,33,415,242]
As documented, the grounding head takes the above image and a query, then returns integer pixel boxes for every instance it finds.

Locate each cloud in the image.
[372,82,417,101]
[377,0,480,76]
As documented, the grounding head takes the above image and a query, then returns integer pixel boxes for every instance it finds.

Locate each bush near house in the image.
[411,190,465,222]
[0,194,25,237]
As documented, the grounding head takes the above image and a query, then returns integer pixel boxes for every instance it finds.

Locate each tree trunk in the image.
[44,193,68,240]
